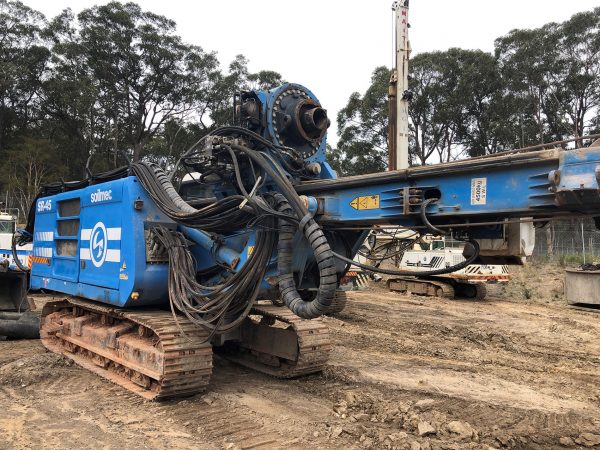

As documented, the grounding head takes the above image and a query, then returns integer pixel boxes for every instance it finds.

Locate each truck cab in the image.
[0,212,32,311]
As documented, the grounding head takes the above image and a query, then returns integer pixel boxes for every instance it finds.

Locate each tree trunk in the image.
[0,105,4,153]
[133,141,143,162]
[546,224,554,257]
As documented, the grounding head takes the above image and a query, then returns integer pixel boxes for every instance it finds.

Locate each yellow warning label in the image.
[350,195,380,210]
[247,246,255,257]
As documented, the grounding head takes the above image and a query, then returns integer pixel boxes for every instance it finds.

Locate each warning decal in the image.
[470,178,487,205]
[350,195,380,210]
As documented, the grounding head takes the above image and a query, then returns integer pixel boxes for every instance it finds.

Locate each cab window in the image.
[0,220,15,234]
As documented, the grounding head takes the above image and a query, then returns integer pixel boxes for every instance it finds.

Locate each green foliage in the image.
[0,0,49,155]
[5,136,65,217]
[495,8,600,146]
[0,0,283,210]
[55,1,221,162]
[335,66,391,176]
[332,7,600,174]
[557,253,595,267]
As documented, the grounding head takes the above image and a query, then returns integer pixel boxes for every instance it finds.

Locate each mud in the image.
[1,263,600,449]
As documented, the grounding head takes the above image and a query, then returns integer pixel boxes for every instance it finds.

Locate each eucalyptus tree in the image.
[336,66,391,175]
[0,0,49,154]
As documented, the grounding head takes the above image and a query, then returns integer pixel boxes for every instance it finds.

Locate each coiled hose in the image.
[130,162,251,232]
[272,193,337,319]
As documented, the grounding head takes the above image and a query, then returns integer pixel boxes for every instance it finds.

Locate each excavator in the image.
[354,231,514,300]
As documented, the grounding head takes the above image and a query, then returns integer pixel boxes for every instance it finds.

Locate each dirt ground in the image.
[1,262,600,450]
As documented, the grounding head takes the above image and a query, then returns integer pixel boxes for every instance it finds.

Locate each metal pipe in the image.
[0,312,39,339]
[178,226,241,270]
[388,72,397,171]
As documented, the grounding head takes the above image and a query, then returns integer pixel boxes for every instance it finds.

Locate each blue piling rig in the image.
[19,83,600,398]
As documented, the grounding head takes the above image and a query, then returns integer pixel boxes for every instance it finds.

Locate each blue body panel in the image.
[29,147,600,308]
[301,148,600,228]
[30,177,174,307]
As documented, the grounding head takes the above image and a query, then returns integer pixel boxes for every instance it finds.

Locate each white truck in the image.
[0,212,32,311]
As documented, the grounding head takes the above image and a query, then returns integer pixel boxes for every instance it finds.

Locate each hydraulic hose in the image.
[222,144,339,318]
[152,225,276,340]
[420,198,447,236]
[11,231,31,272]
[273,193,337,319]
[130,162,251,232]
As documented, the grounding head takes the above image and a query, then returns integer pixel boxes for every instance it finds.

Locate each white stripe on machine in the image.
[105,249,120,262]
[33,247,52,257]
[80,248,120,263]
[34,232,54,241]
[81,227,121,241]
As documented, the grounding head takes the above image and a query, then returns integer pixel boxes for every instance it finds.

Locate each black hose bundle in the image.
[138,142,340,320]
[152,225,276,340]
[225,145,339,319]
[130,162,252,233]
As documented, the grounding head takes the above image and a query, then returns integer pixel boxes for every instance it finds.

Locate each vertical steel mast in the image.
[388,0,411,170]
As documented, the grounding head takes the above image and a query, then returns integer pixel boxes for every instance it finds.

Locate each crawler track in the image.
[387,277,455,298]
[40,298,213,400]
[220,302,331,378]
[567,303,600,314]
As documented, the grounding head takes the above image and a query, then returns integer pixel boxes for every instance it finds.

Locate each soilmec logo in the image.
[90,222,108,267]
[91,189,113,203]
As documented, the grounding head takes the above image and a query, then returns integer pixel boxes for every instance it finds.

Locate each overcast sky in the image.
[25,0,600,144]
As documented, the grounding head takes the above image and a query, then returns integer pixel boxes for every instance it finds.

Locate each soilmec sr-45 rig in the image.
[13,82,600,399]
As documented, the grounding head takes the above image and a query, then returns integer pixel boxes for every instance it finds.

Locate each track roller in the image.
[218,301,331,378]
[455,282,487,300]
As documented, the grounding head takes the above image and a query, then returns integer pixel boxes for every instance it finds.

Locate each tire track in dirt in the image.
[2,277,600,449]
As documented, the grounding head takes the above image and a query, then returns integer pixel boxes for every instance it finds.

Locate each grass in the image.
[532,253,596,267]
